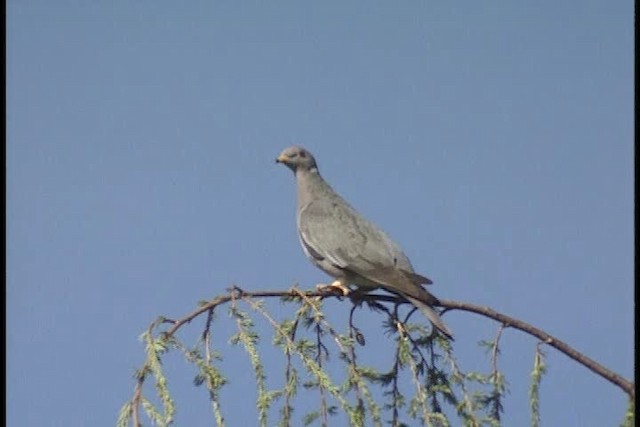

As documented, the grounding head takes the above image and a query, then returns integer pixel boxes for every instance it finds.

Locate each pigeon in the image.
[276,146,453,339]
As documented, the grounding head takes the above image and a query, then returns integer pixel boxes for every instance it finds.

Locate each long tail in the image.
[404,295,454,340]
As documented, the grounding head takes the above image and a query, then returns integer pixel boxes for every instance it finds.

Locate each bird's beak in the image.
[275,154,288,164]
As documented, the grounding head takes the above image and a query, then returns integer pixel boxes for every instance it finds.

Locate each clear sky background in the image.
[7,1,634,426]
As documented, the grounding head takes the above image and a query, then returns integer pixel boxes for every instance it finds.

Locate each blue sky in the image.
[7,1,633,426]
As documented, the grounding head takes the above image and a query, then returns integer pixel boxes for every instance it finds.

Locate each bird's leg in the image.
[315,279,351,296]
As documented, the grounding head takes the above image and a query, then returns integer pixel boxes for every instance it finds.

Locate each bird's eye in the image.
[299,151,307,158]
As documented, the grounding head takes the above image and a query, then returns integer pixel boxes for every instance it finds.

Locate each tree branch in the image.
[153,286,635,401]
[437,298,634,399]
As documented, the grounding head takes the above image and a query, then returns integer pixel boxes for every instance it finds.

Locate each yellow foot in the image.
[315,280,350,296]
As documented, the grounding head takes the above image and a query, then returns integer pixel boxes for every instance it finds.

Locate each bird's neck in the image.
[295,168,327,208]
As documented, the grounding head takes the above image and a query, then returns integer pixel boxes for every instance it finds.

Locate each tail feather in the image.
[404,295,454,340]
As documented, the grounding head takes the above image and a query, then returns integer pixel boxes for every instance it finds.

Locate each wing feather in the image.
[298,197,423,287]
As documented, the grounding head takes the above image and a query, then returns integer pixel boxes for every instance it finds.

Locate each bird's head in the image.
[276,146,318,173]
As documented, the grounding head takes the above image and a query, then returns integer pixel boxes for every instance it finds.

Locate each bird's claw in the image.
[315,280,350,297]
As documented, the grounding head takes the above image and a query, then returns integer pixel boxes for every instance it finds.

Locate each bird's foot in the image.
[315,280,351,297]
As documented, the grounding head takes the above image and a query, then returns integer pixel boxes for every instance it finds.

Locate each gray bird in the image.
[276,146,453,339]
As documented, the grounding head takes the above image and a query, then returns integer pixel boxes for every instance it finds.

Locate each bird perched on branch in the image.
[276,146,453,339]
